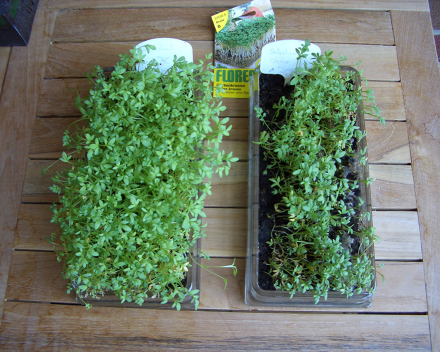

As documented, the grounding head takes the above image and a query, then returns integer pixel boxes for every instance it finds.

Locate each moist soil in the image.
[257,73,363,291]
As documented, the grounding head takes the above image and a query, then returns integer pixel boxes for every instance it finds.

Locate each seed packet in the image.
[212,0,276,98]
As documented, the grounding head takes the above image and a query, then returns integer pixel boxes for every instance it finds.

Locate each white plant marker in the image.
[136,38,193,72]
[260,40,321,85]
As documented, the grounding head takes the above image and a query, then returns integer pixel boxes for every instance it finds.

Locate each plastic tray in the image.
[245,67,376,307]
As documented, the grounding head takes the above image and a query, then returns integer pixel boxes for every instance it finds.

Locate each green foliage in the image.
[256,41,383,303]
[216,15,275,48]
[48,47,238,309]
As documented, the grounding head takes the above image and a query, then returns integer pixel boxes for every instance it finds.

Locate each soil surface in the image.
[257,73,363,291]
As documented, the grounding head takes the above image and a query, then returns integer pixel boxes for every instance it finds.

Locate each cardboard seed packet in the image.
[212,0,276,98]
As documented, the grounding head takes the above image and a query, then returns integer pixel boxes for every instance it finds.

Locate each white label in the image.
[135,38,193,73]
[260,40,321,85]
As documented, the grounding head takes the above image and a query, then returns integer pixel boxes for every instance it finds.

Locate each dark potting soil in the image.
[257,73,363,291]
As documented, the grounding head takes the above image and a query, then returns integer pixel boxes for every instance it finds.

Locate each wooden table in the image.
[1,1,439,350]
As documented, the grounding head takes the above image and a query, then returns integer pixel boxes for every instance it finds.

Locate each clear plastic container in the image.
[74,64,202,309]
[74,239,200,309]
[245,67,376,307]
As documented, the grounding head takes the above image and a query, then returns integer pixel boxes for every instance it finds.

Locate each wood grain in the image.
[366,120,411,164]
[44,0,430,11]
[201,208,248,257]
[373,210,422,260]
[365,81,406,121]
[392,10,440,351]
[3,252,427,313]
[14,205,422,261]
[0,47,11,96]
[0,301,431,351]
[0,8,57,326]
[29,117,86,159]
[317,43,400,82]
[206,162,248,207]
[275,10,394,45]
[52,7,217,43]
[43,42,399,83]
[14,204,58,251]
[45,41,214,78]
[51,8,393,45]
[199,258,427,313]
[37,78,91,117]
[369,164,417,210]
[5,251,75,304]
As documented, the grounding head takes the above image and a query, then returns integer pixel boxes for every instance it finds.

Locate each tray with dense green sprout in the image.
[47,47,238,310]
[246,44,383,307]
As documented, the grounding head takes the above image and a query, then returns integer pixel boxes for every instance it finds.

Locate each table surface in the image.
[1,1,439,350]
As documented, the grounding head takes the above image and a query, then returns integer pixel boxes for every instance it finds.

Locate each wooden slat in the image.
[0,301,431,351]
[4,252,427,314]
[393,10,440,351]
[365,120,411,163]
[203,209,422,260]
[201,208,247,258]
[5,251,75,304]
[0,47,11,96]
[369,164,417,210]
[37,62,404,120]
[37,78,91,117]
[29,117,248,160]
[276,10,394,45]
[29,117,409,164]
[45,0,430,12]
[365,81,406,121]
[200,209,422,260]
[43,42,399,82]
[0,8,57,326]
[36,78,246,117]
[45,41,214,78]
[29,117,86,159]
[22,160,418,210]
[51,8,393,45]
[14,204,58,251]
[20,160,251,206]
[318,43,400,82]
[52,7,217,43]
[206,162,248,207]
[373,210,422,260]
[35,81,404,123]
[199,258,427,313]
[14,205,422,261]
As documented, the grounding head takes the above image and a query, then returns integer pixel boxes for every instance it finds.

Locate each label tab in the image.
[212,10,229,33]
[260,40,321,85]
[135,38,193,72]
